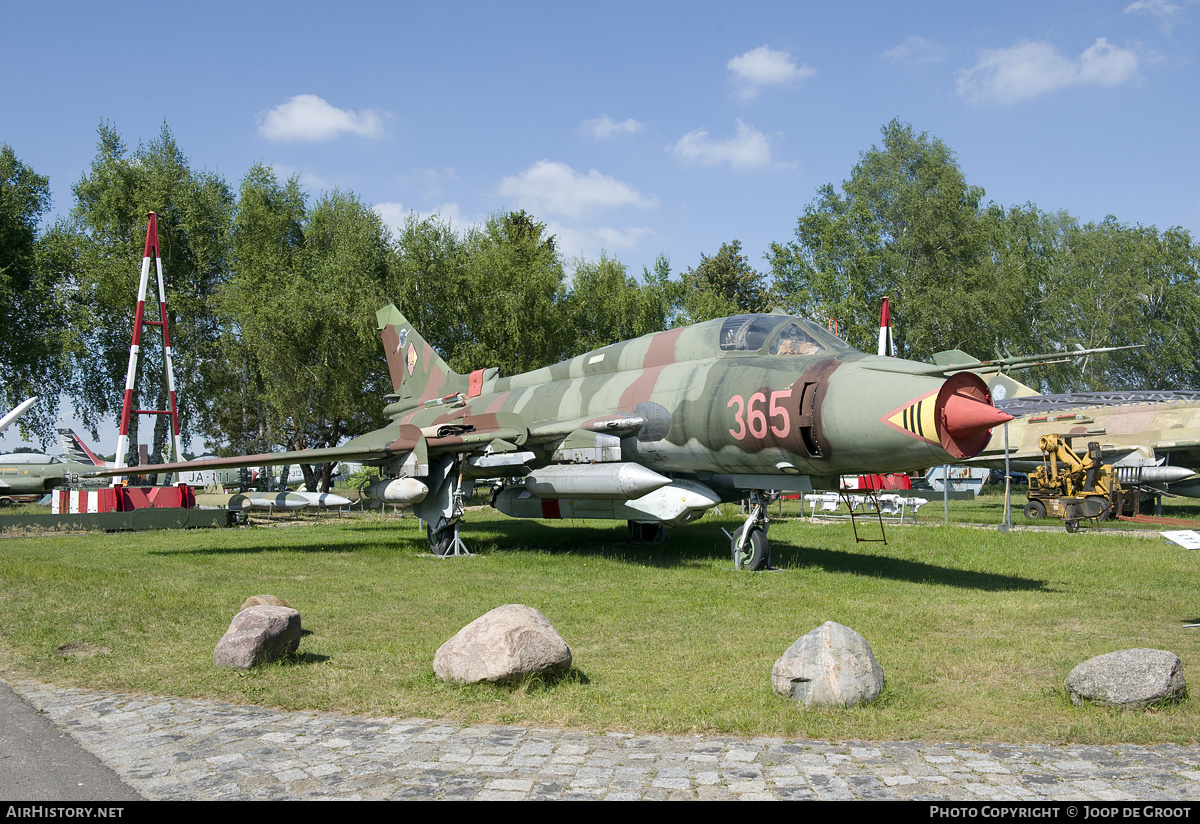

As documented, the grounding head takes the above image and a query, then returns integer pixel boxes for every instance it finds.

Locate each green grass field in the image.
[1,497,1198,745]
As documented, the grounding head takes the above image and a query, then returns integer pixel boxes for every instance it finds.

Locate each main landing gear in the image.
[417,454,471,557]
[724,490,776,571]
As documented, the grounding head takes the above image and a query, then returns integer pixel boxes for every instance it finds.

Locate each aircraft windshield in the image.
[769,320,854,356]
[718,314,853,354]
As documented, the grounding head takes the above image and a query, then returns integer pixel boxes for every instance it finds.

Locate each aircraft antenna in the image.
[111,212,185,486]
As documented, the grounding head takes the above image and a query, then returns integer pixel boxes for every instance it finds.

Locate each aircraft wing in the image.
[87,424,426,479]
[87,411,531,480]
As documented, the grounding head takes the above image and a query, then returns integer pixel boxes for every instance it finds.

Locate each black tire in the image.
[427,524,454,556]
[1024,500,1047,519]
[732,525,770,571]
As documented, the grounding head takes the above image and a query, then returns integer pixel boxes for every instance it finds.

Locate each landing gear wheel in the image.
[732,525,770,571]
[1024,500,1046,519]
[427,525,454,556]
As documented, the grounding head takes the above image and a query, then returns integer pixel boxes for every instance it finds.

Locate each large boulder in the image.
[433,604,572,685]
[771,621,885,707]
[1066,649,1186,710]
[213,605,301,670]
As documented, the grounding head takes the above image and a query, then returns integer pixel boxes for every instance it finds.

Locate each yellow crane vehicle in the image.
[1024,434,1128,530]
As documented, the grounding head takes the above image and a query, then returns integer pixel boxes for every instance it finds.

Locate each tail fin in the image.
[57,428,105,466]
[377,304,468,405]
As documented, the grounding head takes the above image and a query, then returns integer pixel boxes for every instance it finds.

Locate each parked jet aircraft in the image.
[0,452,110,503]
[100,306,1146,565]
[102,306,1116,569]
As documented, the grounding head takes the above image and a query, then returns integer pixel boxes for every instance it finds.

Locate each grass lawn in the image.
[1,497,1198,745]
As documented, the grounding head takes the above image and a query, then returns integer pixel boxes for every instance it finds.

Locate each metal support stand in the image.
[442,519,472,557]
[999,420,1012,533]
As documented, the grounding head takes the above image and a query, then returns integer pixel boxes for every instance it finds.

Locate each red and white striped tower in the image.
[877,295,895,358]
[112,212,184,485]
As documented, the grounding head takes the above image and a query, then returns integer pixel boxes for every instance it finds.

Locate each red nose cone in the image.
[942,392,1014,440]
[934,373,1013,459]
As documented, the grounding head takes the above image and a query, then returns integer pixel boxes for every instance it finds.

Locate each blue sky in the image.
[2,0,1197,451]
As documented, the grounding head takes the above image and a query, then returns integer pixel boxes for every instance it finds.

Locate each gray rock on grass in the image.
[434,604,572,685]
[1066,648,1186,709]
[772,621,885,707]
[213,605,301,670]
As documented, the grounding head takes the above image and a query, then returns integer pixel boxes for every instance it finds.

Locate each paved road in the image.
[4,678,1200,801]
[0,680,141,801]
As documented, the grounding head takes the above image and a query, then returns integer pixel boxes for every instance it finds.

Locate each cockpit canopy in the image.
[0,453,59,464]
[718,314,853,356]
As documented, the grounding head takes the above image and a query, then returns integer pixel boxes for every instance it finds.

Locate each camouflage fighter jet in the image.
[98,306,1045,569]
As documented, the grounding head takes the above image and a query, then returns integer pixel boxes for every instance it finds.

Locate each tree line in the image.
[2,119,1197,486]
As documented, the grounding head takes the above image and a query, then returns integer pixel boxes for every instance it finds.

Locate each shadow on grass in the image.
[150,540,406,557]
[454,667,591,694]
[144,517,1046,590]
[778,544,1049,591]
[261,651,332,668]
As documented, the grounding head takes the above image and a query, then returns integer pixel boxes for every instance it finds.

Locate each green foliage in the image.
[0,144,61,442]
[451,210,568,374]
[680,240,770,324]
[345,464,382,491]
[213,171,395,490]
[769,119,986,356]
[389,212,469,360]
[562,254,669,355]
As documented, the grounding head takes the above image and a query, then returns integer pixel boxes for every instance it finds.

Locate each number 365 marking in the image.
[728,389,792,440]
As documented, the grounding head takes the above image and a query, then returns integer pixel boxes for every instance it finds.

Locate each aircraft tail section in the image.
[377,304,469,404]
[57,428,105,466]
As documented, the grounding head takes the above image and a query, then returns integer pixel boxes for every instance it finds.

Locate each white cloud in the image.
[727,46,815,100]
[495,160,656,221]
[956,38,1139,105]
[882,35,946,64]
[493,161,657,261]
[374,202,467,237]
[267,163,333,192]
[258,94,387,142]
[671,121,772,170]
[580,115,646,139]
[1124,0,1182,20]
[551,223,655,261]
